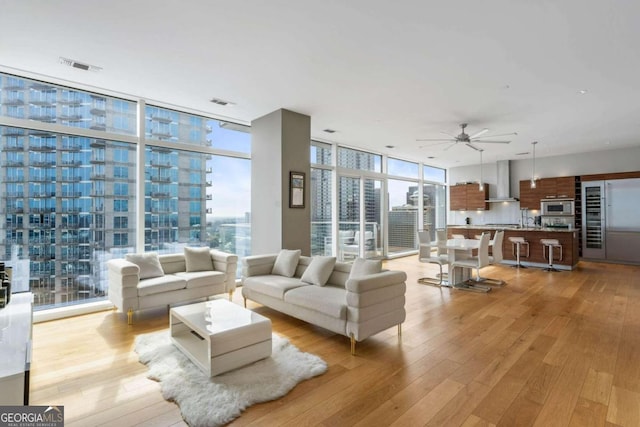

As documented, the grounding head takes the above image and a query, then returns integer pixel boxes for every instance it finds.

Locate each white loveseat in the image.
[241,251,406,354]
[107,248,238,324]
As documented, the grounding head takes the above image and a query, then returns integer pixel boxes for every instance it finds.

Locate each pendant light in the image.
[478,149,484,191]
[530,141,538,189]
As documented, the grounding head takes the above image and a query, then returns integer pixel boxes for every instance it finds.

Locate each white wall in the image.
[448,145,640,225]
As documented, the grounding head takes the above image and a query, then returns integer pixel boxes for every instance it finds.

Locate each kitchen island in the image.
[447,225,579,270]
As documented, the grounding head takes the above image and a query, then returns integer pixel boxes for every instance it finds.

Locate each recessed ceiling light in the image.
[385,145,395,149]
[427,156,435,159]
[210,97,235,106]
[323,129,336,133]
[578,89,588,95]
[515,152,530,155]
[59,56,102,72]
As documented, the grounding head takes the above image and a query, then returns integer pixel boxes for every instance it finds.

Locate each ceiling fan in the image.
[417,123,517,151]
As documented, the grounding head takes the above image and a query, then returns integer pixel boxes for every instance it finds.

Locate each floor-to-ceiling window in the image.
[311,144,446,260]
[423,165,447,241]
[336,148,383,261]
[0,72,251,310]
[387,158,420,256]
[310,142,332,256]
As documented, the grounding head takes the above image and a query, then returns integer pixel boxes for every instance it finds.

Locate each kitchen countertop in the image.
[448,224,577,233]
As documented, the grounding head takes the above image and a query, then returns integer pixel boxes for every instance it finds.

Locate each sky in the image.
[206,122,251,218]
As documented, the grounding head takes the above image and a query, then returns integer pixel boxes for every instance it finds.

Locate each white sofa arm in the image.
[345,270,407,296]
[241,254,278,279]
[107,258,142,313]
[345,270,407,342]
[210,249,238,293]
[106,259,140,288]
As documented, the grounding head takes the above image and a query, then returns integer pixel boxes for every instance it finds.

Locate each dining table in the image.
[435,237,493,292]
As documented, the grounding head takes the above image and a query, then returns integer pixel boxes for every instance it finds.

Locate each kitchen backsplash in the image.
[448,203,539,226]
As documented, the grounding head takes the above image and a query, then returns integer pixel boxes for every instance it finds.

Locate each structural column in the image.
[251,109,311,255]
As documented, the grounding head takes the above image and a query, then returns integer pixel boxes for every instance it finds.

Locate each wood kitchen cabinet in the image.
[520,176,576,209]
[519,180,542,210]
[449,183,489,211]
[450,185,467,211]
[554,176,576,199]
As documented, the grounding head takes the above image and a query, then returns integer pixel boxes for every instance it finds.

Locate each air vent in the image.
[59,57,102,72]
[210,97,234,106]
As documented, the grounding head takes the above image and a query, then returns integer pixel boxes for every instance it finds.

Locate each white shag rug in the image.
[134,331,327,427]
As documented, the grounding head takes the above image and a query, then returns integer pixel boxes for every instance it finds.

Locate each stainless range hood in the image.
[486,160,519,202]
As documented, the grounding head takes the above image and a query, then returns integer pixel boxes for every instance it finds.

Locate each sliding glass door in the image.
[387,179,419,256]
[338,176,383,261]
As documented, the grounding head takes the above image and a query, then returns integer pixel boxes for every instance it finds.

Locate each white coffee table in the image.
[170,299,272,376]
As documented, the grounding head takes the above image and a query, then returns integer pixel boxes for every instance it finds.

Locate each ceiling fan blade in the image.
[473,132,518,139]
[469,128,489,139]
[440,131,458,138]
[473,140,511,144]
[416,138,455,142]
[465,142,481,151]
[418,141,452,148]
[443,142,458,151]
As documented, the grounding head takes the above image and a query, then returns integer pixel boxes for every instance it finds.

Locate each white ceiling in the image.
[2,0,640,168]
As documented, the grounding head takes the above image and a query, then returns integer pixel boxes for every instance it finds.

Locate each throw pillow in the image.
[125,252,165,279]
[300,256,337,286]
[184,247,214,272]
[271,249,301,277]
[349,257,382,279]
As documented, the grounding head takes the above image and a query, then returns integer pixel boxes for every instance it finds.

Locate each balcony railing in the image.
[29,145,55,152]
[149,161,172,168]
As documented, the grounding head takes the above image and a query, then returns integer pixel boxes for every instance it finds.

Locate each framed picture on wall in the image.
[289,171,305,208]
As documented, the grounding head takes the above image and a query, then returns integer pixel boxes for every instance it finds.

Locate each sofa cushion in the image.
[301,256,337,286]
[283,285,347,319]
[184,247,214,272]
[137,275,187,296]
[349,258,382,279]
[271,249,301,277]
[175,271,226,289]
[242,275,307,299]
[125,252,165,279]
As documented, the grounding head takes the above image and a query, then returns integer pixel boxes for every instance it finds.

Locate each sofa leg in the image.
[350,335,356,356]
[398,323,402,337]
[228,290,233,301]
[127,308,133,325]
[243,297,247,308]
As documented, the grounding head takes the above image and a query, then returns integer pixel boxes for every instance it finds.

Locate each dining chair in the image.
[482,229,506,286]
[417,230,448,287]
[450,232,492,292]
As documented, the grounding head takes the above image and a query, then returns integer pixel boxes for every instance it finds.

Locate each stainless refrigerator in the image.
[582,178,640,263]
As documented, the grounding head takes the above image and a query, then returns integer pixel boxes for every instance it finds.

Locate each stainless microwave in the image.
[541,199,574,216]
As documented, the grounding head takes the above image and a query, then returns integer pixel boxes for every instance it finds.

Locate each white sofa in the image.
[107,248,238,324]
[241,252,406,354]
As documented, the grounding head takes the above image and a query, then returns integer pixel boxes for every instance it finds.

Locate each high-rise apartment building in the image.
[0,73,248,309]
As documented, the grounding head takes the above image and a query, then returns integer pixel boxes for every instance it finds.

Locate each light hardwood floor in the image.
[31,258,640,426]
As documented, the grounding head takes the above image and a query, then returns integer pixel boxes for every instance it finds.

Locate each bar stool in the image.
[508,236,529,268]
[541,238,563,272]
